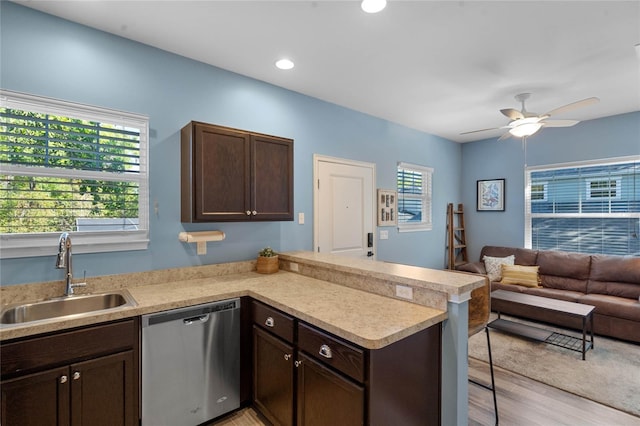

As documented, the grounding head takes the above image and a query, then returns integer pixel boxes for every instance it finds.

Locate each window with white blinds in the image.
[525,156,640,256]
[0,90,149,258]
[397,162,433,232]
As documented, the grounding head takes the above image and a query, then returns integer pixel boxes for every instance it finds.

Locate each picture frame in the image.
[377,189,397,226]
[477,179,505,211]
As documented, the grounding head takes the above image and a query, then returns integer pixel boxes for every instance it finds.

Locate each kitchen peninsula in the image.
[1,251,484,425]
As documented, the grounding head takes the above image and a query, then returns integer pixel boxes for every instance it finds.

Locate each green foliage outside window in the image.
[0,108,141,234]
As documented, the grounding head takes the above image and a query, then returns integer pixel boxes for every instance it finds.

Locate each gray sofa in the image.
[457,246,640,344]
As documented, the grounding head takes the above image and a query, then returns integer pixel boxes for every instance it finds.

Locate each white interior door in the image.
[314,155,375,259]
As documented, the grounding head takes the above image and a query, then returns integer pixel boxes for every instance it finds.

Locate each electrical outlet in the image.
[380,230,389,240]
[298,212,305,224]
[395,285,413,300]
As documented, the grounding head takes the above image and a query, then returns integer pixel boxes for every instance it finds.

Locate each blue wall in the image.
[461,111,640,260]
[0,3,461,285]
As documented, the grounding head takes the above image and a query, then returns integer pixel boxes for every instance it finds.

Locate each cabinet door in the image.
[253,326,295,426]
[70,351,136,426]
[1,366,70,426]
[193,124,251,221]
[252,134,293,221]
[296,352,364,426]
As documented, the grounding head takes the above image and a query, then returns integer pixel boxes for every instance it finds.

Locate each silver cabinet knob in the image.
[72,371,81,380]
[252,210,257,216]
[60,375,68,384]
[319,344,333,359]
[294,360,303,368]
[264,317,275,327]
[246,210,251,215]
[284,354,291,361]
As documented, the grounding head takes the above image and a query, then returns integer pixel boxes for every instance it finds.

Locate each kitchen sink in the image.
[0,290,136,325]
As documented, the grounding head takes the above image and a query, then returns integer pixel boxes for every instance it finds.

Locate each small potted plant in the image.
[256,247,279,274]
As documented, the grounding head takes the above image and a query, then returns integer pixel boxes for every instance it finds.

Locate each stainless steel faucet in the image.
[56,232,85,296]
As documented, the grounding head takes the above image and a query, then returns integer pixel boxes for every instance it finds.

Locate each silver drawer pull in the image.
[72,372,81,381]
[246,210,251,215]
[60,375,68,384]
[319,344,333,359]
[295,360,303,368]
[284,354,291,361]
[265,317,275,327]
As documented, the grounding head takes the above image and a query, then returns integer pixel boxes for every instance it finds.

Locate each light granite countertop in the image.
[1,252,486,348]
[0,269,447,349]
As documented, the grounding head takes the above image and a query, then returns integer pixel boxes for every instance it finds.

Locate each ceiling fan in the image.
[461,93,600,140]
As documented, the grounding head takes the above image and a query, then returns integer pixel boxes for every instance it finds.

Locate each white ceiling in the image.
[13,0,640,142]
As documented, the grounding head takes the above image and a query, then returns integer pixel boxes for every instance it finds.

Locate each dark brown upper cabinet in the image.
[181,121,294,222]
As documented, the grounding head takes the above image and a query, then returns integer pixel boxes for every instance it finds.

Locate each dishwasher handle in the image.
[183,314,210,325]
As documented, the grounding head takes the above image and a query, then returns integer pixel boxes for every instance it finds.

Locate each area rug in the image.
[468,314,640,417]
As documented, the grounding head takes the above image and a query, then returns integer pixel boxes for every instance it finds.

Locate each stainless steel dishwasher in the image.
[141,298,240,426]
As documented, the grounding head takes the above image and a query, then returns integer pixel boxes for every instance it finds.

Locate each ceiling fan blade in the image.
[497,132,511,141]
[500,108,524,120]
[460,127,500,135]
[544,97,599,117]
[542,119,580,128]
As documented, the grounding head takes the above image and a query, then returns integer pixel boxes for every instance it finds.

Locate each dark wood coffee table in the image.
[489,290,595,360]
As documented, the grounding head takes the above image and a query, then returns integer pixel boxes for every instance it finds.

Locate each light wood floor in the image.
[213,359,640,425]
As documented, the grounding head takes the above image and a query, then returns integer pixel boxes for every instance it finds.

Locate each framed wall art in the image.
[377,189,397,226]
[477,179,505,211]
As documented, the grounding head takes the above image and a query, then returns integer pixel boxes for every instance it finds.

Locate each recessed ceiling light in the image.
[361,0,387,13]
[275,59,294,70]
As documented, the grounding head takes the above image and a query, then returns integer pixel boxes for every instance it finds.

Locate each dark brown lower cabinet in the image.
[296,352,364,426]
[1,366,70,426]
[253,326,295,426]
[0,319,139,426]
[251,300,441,426]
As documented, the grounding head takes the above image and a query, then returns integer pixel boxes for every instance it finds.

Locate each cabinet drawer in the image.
[297,322,364,383]
[1,319,137,378]
[252,301,294,343]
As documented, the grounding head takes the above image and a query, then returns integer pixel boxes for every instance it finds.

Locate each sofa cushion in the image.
[483,255,514,281]
[480,246,538,266]
[579,294,640,322]
[537,250,591,293]
[500,264,540,287]
[587,255,640,299]
[456,261,486,275]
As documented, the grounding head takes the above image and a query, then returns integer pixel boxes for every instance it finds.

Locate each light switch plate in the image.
[298,212,305,224]
[380,230,389,240]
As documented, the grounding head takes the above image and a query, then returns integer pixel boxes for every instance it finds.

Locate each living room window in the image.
[525,156,640,256]
[397,162,433,232]
[0,90,149,258]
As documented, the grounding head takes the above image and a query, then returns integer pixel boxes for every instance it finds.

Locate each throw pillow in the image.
[501,264,540,288]
[483,255,515,282]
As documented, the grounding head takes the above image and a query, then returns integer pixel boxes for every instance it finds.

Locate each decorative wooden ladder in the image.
[446,203,468,269]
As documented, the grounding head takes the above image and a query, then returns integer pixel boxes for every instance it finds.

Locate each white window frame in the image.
[524,155,640,252]
[0,89,149,259]
[397,161,433,232]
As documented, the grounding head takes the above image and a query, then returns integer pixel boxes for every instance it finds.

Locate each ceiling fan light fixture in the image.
[509,122,542,138]
[361,0,387,13]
